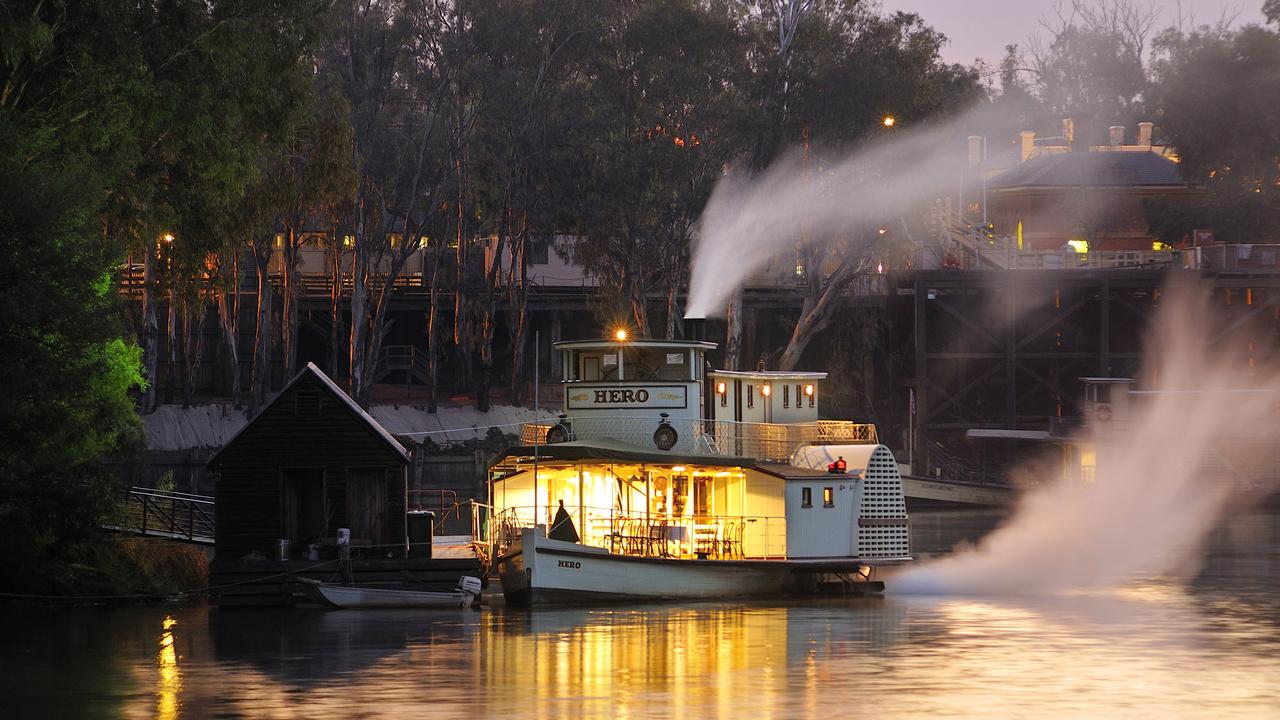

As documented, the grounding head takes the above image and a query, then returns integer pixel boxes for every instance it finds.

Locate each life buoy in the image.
[1095,403,1112,422]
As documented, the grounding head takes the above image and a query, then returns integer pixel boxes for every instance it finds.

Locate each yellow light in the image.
[1152,241,1173,252]
[804,384,814,396]
[614,328,628,341]
[1067,239,1089,254]
[671,466,686,472]
[761,385,771,397]
[716,382,727,394]
[1016,220,1024,251]
[882,116,896,127]
[162,233,174,243]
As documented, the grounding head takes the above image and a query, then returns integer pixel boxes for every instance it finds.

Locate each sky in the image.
[877,0,1269,67]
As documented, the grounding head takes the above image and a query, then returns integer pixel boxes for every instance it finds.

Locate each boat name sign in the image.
[567,384,688,409]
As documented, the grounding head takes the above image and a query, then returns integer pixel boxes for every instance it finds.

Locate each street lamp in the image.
[882,116,896,128]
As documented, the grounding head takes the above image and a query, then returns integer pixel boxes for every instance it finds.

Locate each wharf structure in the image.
[122,120,1280,490]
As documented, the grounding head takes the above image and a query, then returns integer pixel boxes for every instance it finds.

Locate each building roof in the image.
[989,151,1185,190]
[553,339,718,351]
[209,363,410,466]
[490,438,753,469]
[709,370,828,381]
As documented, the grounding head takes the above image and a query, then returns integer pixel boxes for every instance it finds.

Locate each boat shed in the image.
[208,363,411,560]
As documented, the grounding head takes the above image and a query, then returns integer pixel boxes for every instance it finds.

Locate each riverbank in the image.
[1,534,209,605]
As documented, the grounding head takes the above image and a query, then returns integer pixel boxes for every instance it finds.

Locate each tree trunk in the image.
[328,229,343,381]
[165,288,178,405]
[217,273,241,409]
[182,296,204,408]
[349,205,369,404]
[425,248,442,413]
[282,226,301,380]
[141,246,159,414]
[777,264,862,371]
[508,230,529,407]
[250,246,274,412]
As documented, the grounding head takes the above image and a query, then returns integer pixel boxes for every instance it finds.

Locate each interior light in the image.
[716,382,727,394]
[671,466,686,472]
[761,385,771,397]
[804,384,814,396]
[614,328,628,341]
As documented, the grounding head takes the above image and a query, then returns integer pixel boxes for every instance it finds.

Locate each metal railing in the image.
[113,487,216,544]
[520,416,877,461]
[491,505,787,560]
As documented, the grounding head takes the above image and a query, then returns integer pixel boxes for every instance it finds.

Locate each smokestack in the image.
[1138,122,1154,147]
[1109,125,1125,146]
[684,317,706,342]
[1062,118,1076,149]
[967,135,985,167]
[1020,131,1036,162]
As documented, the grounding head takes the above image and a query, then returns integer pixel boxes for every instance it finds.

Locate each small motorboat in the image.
[300,576,483,609]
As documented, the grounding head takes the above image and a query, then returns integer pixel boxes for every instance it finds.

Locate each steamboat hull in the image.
[497,527,887,605]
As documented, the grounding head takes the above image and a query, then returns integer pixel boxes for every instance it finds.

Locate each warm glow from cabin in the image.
[804,384,814,396]
[1068,239,1089,254]
[716,382,727,394]
[761,385,771,397]
[614,328,628,341]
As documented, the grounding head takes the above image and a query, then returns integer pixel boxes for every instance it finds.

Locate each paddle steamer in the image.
[486,324,911,604]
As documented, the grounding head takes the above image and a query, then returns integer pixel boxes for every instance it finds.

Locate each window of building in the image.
[823,487,834,508]
[528,236,550,264]
[801,487,812,508]
[747,385,754,408]
[783,384,789,408]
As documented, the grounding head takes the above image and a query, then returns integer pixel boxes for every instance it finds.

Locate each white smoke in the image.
[891,279,1280,595]
[686,106,997,318]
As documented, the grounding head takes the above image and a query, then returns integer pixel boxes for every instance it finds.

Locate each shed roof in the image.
[209,363,410,467]
[989,151,1185,190]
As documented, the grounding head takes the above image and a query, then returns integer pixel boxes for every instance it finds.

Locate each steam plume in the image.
[892,278,1280,595]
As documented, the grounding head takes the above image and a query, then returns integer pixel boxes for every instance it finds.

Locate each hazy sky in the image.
[878,0,1269,67]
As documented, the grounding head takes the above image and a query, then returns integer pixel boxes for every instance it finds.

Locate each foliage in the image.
[1145,22,1280,243]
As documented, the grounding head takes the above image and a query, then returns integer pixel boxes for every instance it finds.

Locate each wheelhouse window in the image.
[801,487,812,508]
[747,384,754,408]
[823,487,834,508]
[783,384,789,408]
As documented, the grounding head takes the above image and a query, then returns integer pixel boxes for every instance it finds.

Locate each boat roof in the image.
[756,463,861,480]
[490,438,753,469]
[709,370,828,380]
[553,339,718,351]
[965,429,1053,441]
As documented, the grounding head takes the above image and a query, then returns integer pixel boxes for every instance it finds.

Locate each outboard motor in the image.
[457,575,483,607]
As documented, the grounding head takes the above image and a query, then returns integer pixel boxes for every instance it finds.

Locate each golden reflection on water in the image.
[156,615,181,720]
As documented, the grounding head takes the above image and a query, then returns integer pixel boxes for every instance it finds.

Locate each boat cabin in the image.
[489,440,910,562]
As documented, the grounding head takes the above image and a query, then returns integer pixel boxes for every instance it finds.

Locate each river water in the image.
[3,507,1278,719]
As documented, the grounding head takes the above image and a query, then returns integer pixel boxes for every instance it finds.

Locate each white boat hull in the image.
[303,580,473,609]
[900,474,1017,506]
[497,527,884,605]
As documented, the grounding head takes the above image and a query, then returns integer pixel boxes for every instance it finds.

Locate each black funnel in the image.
[684,317,706,342]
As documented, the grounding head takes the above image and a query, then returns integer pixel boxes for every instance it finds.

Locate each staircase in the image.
[374,344,430,385]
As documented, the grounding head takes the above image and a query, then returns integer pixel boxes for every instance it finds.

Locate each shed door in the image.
[347,469,387,544]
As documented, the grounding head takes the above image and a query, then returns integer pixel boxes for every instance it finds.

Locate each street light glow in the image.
[882,115,896,127]
[614,328,628,341]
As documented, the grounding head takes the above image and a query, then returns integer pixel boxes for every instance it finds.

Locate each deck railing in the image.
[113,487,216,544]
[491,505,788,560]
[520,416,876,461]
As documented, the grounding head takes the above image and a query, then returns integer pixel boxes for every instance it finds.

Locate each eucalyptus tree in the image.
[1144,20,1280,244]
[572,0,749,339]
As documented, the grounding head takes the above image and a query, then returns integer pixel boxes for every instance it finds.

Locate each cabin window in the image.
[747,385,754,408]
[783,384,789,408]
[823,487,834,508]
[801,487,812,508]
[796,384,803,407]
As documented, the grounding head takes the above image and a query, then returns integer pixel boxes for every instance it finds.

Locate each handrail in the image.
[490,504,788,560]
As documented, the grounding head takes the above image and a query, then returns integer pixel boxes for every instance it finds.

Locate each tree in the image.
[1145,22,1280,243]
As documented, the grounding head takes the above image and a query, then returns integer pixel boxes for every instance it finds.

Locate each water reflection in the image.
[2,510,1276,718]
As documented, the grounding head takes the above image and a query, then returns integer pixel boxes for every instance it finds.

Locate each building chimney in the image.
[1137,121,1154,147]
[1020,131,1036,162]
[1062,118,1076,149]
[967,135,986,167]
[1109,125,1125,146]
